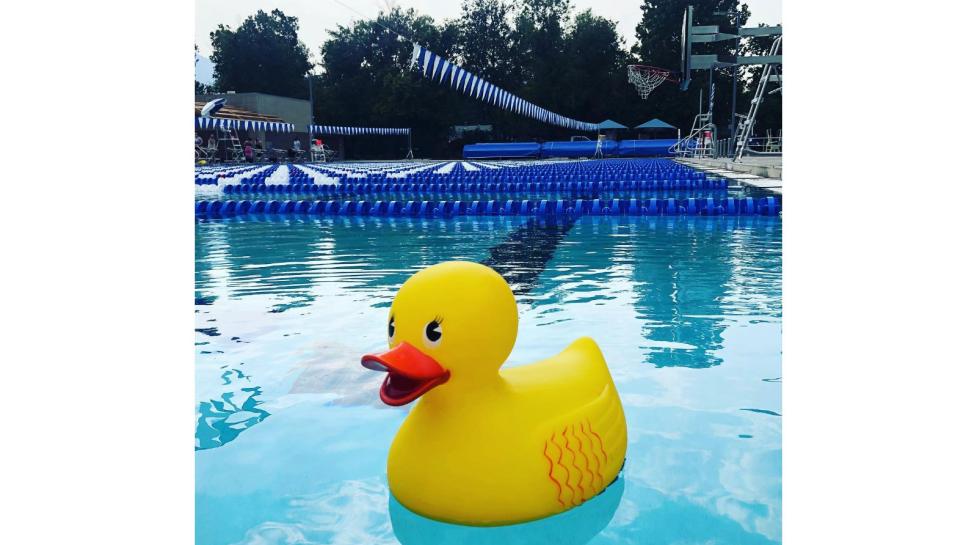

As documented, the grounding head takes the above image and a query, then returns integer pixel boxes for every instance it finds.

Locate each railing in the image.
[734,35,783,161]
[706,135,782,159]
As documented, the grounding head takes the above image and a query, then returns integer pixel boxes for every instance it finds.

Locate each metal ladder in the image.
[733,35,782,161]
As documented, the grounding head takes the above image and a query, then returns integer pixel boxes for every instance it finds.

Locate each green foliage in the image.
[209,9,314,98]
[316,7,467,158]
[459,0,517,84]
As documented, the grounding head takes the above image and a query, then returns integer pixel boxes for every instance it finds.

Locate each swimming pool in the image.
[195,210,782,544]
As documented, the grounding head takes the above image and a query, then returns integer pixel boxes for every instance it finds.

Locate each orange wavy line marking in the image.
[561,427,586,505]
[587,419,609,465]
[578,422,603,491]
[571,424,596,496]
[554,428,574,506]
[543,434,566,507]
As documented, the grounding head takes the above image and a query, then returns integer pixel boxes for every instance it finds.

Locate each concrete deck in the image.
[676,157,783,194]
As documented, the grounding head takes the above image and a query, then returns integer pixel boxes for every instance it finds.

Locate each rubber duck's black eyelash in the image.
[434,315,444,325]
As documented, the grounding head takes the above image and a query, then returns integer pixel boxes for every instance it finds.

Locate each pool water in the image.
[195,214,782,545]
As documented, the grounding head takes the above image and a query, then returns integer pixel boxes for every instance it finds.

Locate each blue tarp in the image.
[540,140,618,158]
[616,139,678,157]
[463,142,541,159]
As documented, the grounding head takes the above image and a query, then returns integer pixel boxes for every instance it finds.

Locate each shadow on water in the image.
[389,476,624,545]
[627,218,734,368]
[481,217,576,296]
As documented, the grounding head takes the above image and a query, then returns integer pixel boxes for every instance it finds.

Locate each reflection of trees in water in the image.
[723,218,783,319]
[625,216,781,368]
[317,216,522,297]
[217,218,326,312]
[195,221,224,304]
[628,217,735,368]
[197,216,579,312]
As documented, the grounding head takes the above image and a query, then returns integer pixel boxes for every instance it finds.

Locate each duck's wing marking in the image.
[586,418,609,465]
[570,423,598,496]
[543,433,568,508]
[579,421,604,491]
[539,383,627,510]
[560,427,586,505]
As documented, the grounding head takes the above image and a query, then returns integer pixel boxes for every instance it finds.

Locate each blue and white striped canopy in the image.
[309,125,410,136]
[195,117,295,133]
[412,43,599,132]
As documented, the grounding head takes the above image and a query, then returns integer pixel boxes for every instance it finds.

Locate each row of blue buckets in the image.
[197,196,781,219]
[221,178,729,196]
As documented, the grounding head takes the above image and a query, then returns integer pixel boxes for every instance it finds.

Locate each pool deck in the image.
[676,157,783,194]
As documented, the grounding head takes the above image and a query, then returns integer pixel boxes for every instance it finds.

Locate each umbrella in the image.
[201,98,226,118]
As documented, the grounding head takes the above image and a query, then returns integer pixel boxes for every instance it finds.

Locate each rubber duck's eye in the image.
[424,320,442,347]
[388,317,395,339]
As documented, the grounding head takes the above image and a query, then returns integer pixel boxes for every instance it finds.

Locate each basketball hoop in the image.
[627,65,678,99]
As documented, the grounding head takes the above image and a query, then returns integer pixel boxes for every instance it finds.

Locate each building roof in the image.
[193,101,284,123]
[596,119,628,130]
[635,118,677,130]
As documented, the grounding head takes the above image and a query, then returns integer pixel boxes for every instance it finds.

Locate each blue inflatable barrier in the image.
[540,141,619,158]
[463,142,541,159]
[616,139,679,157]
[460,141,682,159]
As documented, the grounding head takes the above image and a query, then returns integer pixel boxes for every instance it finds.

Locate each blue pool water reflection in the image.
[195,215,782,544]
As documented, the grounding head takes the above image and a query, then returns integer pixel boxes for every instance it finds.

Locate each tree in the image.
[317,7,466,158]
[459,0,517,85]
[209,9,313,99]
[563,10,632,122]
[513,0,571,112]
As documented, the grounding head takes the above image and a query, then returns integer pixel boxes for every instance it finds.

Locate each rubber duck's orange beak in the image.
[361,342,450,406]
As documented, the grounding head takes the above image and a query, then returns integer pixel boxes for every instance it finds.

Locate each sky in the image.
[195,0,783,84]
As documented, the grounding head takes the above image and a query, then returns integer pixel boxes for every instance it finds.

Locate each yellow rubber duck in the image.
[362,261,627,526]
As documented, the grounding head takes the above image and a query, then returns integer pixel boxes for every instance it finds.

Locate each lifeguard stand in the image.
[217,126,245,162]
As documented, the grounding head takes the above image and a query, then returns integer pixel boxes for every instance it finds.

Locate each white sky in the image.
[195,0,782,83]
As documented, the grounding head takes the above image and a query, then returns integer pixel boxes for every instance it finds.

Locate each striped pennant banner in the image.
[195,118,294,133]
[411,43,600,132]
[308,125,411,136]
